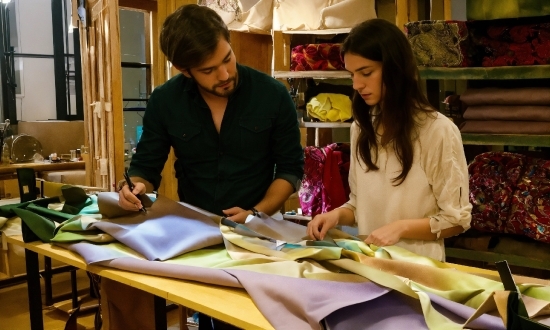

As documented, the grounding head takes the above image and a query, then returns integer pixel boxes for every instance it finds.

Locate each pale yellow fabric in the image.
[341,112,472,261]
[273,0,377,31]
[306,93,352,122]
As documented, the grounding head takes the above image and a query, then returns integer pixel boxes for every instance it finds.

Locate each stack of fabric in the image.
[468,18,550,67]
[291,43,345,71]
[459,87,550,134]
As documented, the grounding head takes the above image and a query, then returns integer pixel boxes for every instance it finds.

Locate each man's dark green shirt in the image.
[129,64,304,215]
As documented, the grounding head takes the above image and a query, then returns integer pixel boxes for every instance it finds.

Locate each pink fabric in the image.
[299,143,350,217]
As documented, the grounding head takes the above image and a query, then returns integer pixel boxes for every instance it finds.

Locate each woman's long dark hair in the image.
[341,19,434,185]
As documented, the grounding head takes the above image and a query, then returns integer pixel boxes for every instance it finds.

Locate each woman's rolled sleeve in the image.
[426,122,472,238]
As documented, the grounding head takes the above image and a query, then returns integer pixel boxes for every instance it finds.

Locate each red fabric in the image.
[291,44,345,71]
[299,143,350,217]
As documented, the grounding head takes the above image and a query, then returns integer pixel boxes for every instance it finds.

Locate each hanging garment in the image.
[299,143,350,217]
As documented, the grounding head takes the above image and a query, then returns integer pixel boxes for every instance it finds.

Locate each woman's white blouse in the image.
[342,112,472,261]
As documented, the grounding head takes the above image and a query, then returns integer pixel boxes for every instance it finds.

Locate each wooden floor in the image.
[0,269,193,330]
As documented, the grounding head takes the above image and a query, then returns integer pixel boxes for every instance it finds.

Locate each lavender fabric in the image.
[325,291,428,330]
[428,293,505,330]
[89,193,223,260]
[95,252,393,330]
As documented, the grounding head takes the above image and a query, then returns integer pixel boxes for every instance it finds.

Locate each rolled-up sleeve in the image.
[271,83,304,191]
[425,121,472,237]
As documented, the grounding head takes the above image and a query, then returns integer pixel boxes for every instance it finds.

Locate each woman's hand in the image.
[363,220,405,246]
[118,182,147,211]
[307,210,340,240]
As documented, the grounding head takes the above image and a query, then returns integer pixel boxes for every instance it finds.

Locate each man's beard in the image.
[193,73,238,98]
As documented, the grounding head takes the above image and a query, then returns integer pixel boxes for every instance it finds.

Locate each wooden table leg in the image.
[25,249,44,330]
[153,295,167,330]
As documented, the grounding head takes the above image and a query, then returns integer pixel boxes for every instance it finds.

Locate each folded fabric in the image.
[306,93,352,122]
[273,0,376,31]
[462,105,550,121]
[198,0,273,34]
[460,87,550,106]
[460,120,550,134]
[405,20,471,67]
[466,0,550,20]
[291,43,345,71]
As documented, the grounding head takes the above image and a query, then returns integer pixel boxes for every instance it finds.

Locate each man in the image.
[118,4,303,223]
[110,4,304,330]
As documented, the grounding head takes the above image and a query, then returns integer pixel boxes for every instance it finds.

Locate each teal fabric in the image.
[467,0,550,20]
[128,64,304,215]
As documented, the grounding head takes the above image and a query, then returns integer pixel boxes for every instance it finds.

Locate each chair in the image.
[15,168,101,330]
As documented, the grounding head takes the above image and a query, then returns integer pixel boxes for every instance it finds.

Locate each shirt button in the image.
[182,133,186,137]
[219,151,223,156]
[254,126,258,131]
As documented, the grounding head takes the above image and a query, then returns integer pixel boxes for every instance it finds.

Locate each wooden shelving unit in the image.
[419,65,550,80]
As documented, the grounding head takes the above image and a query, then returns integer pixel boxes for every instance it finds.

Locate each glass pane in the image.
[17,0,54,54]
[120,9,146,62]
[7,0,18,50]
[16,58,56,121]
[122,67,148,105]
[65,0,74,54]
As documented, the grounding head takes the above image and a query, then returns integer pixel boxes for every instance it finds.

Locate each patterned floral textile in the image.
[469,152,526,233]
[469,151,550,243]
[291,43,345,71]
[299,143,350,217]
[405,20,471,67]
[508,158,550,243]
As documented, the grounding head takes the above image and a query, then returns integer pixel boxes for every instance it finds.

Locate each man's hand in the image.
[223,207,253,223]
[307,211,339,241]
[118,182,147,211]
[363,221,405,246]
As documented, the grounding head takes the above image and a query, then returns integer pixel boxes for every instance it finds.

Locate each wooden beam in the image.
[118,0,157,12]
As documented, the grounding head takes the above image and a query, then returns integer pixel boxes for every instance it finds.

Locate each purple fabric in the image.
[324,291,428,330]
[428,293,505,330]
[226,269,390,330]
[90,193,223,261]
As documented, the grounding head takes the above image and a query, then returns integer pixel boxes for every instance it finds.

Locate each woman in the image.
[307,19,472,261]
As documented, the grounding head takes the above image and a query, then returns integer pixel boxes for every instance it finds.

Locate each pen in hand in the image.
[123,170,147,214]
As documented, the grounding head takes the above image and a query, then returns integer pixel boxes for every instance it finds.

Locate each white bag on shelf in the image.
[273,0,377,31]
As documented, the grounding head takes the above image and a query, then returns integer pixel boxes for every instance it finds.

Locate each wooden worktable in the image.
[7,235,273,330]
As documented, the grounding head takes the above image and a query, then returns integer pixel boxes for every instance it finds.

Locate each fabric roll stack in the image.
[459,87,550,134]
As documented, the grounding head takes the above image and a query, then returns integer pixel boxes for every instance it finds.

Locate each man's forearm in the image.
[254,178,295,216]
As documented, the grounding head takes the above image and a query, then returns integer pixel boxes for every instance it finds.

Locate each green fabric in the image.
[0,197,60,218]
[508,292,550,329]
[467,0,550,20]
[13,207,56,243]
[52,215,115,243]
[26,203,74,223]
[128,64,304,215]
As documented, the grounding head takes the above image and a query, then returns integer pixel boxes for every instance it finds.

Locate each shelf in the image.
[273,71,351,79]
[277,28,351,35]
[461,133,550,147]
[418,65,550,80]
[300,121,352,129]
